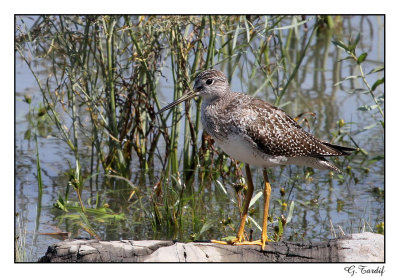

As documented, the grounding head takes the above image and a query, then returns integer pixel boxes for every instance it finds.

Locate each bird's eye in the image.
[206,79,213,85]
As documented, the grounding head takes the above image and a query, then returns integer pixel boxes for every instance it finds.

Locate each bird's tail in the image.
[323,142,357,156]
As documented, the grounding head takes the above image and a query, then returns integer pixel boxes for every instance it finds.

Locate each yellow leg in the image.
[235,163,254,242]
[211,165,271,251]
[234,169,271,250]
[211,163,254,245]
[261,168,271,250]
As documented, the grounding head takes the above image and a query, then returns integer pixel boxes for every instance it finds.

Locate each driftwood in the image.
[39,232,383,262]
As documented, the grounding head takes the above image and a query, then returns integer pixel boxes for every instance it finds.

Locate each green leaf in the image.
[247,215,262,232]
[345,88,368,94]
[54,196,68,212]
[249,191,263,208]
[334,75,361,86]
[278,217,284,235]
[337,55,354,63]
[367,65,384,75]
[354,33,361,47]
[368,155,384,165]
[347,33,360,54]
[359,148,369,155]
[377,94,384,104]
[199,221,214,236]
[232,22,240,50]
[79,211,90,226]
[215,180,227,195]
[357,52,368,64]
[332,40,350,52]
[371,77,384,91]
[241,16,250,43]
[362,123,377,130]
[286,201,295,223]
[96,212,126,221]
[24,129,31,140]
[359,105,380,112]
[358,105,377,111]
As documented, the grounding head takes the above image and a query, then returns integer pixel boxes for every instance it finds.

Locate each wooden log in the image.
[38,232,383,262]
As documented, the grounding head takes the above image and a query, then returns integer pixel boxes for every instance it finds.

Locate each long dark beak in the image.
[157,90,198,114]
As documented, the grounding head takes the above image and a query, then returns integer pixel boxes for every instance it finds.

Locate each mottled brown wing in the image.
[238,99,349,157]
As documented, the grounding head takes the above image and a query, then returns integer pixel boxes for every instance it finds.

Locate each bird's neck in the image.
[202,90,232,109]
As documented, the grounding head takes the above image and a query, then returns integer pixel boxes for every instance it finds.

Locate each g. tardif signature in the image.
[344,265,385,276]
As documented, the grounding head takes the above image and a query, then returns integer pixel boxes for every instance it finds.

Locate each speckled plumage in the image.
[193,69,355,172]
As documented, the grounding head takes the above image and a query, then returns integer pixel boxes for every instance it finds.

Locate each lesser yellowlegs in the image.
[158,69,355,250]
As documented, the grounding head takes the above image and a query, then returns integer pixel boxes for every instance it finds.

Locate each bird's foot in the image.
[233,238,268,250]
[210,235,244,245]
[211,236,268,250]
[210,239,231,245]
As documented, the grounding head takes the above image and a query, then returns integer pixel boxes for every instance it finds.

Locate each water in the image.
[15,15,384,261]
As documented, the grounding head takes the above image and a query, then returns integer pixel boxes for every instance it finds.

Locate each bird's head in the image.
[158,69,229,114]
[193,69,230,101]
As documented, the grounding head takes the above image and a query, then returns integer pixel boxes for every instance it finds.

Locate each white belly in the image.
[214,134,288,168]
[214,134,335,171]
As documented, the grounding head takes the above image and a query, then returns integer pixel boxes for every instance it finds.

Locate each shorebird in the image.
[158,69,355,250]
